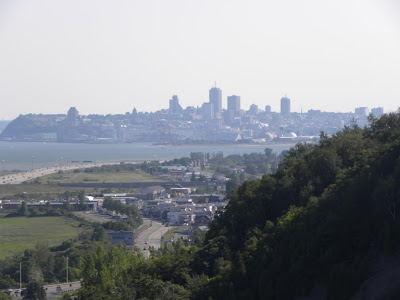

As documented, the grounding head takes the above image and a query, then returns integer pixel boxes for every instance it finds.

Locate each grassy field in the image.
[0,216,84,258]
[26,169,158,184]
[161,226,187,243]
[0,184,96,198]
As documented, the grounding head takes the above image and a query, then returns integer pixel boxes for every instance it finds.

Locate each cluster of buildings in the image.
[0,185,227,227]
[0,85,385,143]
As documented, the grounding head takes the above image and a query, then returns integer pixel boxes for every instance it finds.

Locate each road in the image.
[45,281,81,298]
[136,219,170,258]
[0,162,117,185]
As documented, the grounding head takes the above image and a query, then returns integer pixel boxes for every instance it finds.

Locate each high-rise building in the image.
[371,107,384,118]
[265,105,271,113]
[169,95,183,114]
[280,96,291,115]
[202,102,213,120]
[227,95,240,113]
[209,85,222,118]
[250,104,258,112]
[355,107,369,116]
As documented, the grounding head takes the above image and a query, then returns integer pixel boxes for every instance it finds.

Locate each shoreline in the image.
[157,142,298,148]
[0,140,299,148]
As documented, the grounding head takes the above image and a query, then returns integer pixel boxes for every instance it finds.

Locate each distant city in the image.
[0,85,384,144]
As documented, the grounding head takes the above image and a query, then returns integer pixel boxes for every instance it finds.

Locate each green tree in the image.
[19,201,28,216]
[25,281,46,300]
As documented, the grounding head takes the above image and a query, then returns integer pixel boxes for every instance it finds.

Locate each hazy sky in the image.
[1,0,399,120]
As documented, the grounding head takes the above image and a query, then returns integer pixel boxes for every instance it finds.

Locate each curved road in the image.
[136,219,170,258]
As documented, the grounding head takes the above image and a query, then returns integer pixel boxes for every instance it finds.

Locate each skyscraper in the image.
[202,102,213,120]
[371,107,384,118]
[227,95,240,113]
[209,85,222,118]
[355,107,369,117]
[280,96,291,116]
[265,105,271,113]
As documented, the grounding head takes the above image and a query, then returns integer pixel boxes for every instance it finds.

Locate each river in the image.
[0,141,293,171]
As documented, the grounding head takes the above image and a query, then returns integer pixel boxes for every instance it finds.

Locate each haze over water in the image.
[0,142,291,171]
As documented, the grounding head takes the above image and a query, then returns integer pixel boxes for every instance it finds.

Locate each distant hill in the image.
[0,114,62,141]
[0,120,10,134]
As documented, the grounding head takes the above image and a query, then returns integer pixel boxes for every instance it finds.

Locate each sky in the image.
[0,0,399,120]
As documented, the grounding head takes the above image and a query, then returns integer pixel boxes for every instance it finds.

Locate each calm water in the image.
[0,142,292,171]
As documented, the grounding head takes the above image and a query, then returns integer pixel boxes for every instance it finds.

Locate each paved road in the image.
[136,219,170,258]
[45,281,81,298]
[0,163,102,185]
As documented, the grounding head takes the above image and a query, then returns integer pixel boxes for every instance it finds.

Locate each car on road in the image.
[56,286,62,292]
[143,247,147,250]
[145,241,149,244]
[3,289,12,295]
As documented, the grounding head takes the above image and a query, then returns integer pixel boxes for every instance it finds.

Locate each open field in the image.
[25,169,159,184]
[0,184,96,198]
[161,226,187,243]
[0,216,84,258]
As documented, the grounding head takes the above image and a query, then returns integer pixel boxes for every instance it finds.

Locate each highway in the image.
[45,281,81,298]
[0,163,102,185]
[136,219,170,258]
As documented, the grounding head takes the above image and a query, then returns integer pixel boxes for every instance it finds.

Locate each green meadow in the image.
[0,216,83,258]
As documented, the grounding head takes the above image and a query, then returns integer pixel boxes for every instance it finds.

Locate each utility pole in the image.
[132,231,134,253]
[20,262,22,289]
[66,256,69,284]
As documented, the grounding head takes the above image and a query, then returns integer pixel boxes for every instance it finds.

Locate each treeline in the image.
[75,110,400,299]
[0,226,102,298]
[195,111,400,299]
[102,197,142,230]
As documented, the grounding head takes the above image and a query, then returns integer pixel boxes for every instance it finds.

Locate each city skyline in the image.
[1,0,399,120]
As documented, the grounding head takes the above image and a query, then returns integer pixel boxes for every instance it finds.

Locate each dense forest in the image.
[2,110,400,299]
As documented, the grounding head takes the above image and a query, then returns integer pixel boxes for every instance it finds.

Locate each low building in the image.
[167,211,195,225]
[140,186,166,200]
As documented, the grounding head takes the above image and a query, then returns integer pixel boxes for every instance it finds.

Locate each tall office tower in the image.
[227,95,241,113]
[265,105,271,113]
[209,85,222,118]
[169,95,183,114]
[202,102,214,120]
[355,107,369,116]
[280,96,291,115]
[371,107,384,118]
